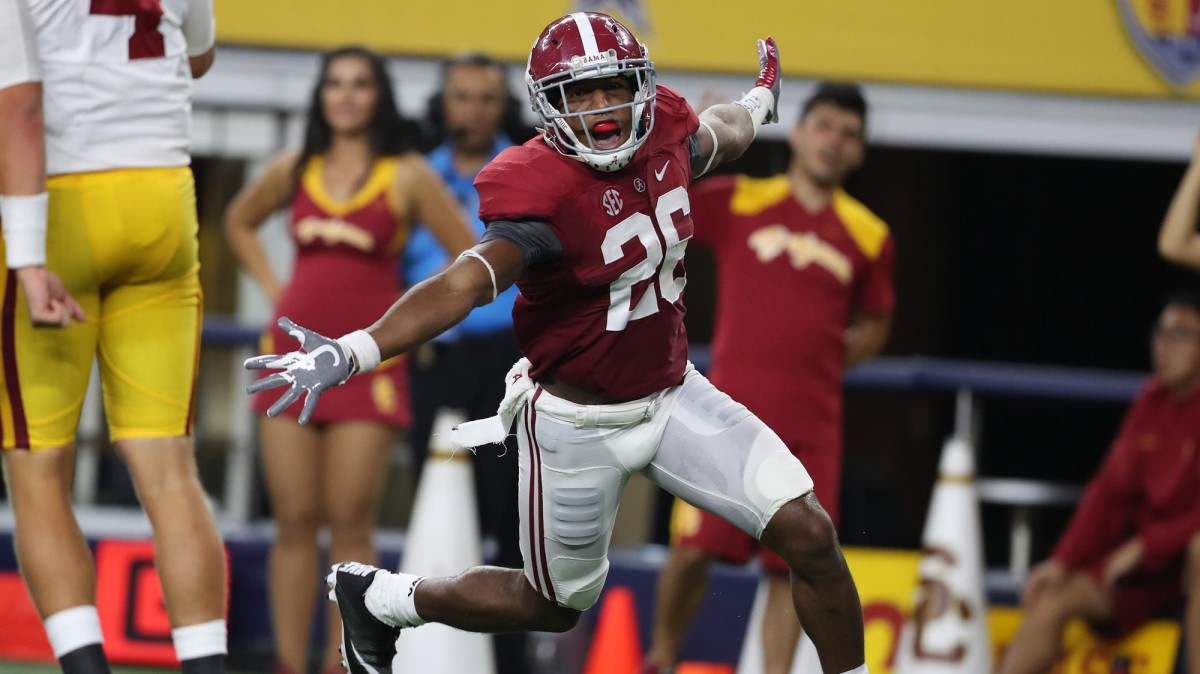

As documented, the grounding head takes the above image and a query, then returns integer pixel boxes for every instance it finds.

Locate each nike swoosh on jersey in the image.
[655,160,670,181]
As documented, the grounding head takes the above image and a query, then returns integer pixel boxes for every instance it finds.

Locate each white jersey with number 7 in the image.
[22,0,215,176]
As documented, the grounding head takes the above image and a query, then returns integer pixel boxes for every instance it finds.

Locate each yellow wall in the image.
[844,548,1180,674]
[215,1,1200,99]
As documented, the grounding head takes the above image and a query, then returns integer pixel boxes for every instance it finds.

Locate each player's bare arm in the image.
[0,82,44,197]
[368,238,524,358]
[691,37,780,177]
[1158,129,1200,270]
[0,81,85,327]
[223,150,299,303]
[246,237,526,423]
[394,154,477,256]
[844,312,892,368]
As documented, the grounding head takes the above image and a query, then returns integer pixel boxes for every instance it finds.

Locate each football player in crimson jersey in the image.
[251,12,868,674]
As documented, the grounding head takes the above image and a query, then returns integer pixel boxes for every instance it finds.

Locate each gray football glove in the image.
[245,317,355,424]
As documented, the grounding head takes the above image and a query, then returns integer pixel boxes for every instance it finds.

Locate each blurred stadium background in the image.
[2,0,1199,672]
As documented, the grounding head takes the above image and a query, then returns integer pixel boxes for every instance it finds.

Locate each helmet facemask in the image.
[527,49,656,172]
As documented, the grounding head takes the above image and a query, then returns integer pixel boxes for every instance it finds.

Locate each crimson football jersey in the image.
[476,85,699,400]
[691,174,895,449]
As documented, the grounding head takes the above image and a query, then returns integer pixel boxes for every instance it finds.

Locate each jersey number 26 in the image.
[601,186,691,332]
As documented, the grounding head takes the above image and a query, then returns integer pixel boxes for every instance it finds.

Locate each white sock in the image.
[44,606,104,658]
[840,666,868,674]
[171,619,227,660]
[364,571,427,628]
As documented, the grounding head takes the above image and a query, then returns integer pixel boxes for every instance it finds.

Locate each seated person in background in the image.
[998,286,1200,674]
[1159,130,1200,270]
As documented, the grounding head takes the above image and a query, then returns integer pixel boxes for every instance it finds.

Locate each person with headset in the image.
[403,52,534,674]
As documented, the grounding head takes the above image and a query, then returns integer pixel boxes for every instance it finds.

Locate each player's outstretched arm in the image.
[1158,129,1200,270]
[691,37,780,177]
[366,238,525,357]
[246,238,525,423]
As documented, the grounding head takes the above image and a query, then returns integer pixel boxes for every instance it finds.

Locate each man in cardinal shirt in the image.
[999,286,1200,674]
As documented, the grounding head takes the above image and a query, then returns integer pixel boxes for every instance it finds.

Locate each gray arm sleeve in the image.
[688,132,705,174]
[481,220,563,267]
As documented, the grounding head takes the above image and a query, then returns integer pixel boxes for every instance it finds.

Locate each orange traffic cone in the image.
[583,586,642,674]
[678,663,735,674]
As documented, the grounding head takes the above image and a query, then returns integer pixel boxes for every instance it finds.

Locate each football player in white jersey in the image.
[0,2,225,674]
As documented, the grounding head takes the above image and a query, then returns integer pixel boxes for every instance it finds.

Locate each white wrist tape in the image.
[459,249,498,301]
[735,86,775,135]
[0,193,48,268]
[337,329,382,374]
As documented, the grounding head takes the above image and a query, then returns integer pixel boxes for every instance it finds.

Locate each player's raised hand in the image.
[754,37,780,124]
[16,266,85,327]
[245,316,356,424]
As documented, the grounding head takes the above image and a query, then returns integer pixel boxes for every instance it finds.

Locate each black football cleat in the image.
[327,562,401,674]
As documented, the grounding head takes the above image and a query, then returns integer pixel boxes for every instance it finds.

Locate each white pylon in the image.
[734,577,820,674]
[392,408,496,674]
[894,436,992,674]
[735,578,770,674]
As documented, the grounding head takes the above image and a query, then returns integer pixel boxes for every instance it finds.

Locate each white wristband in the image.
[735,86,775,135]
[337,329,382,374]
[0,193,48,268]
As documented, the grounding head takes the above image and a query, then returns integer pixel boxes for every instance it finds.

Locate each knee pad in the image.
[548,485,610,610]
[549,556,610,610]
[746,427,814,535]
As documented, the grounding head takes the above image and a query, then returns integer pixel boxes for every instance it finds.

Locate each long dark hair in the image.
[293,46,420,186]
